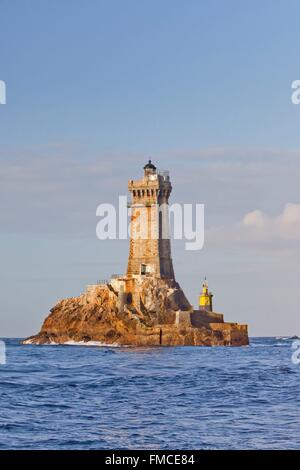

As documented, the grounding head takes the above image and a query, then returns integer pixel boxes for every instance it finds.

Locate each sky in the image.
[1,0,300,337]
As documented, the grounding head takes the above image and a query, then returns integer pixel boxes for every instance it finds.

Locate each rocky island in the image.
[23,161,248,347]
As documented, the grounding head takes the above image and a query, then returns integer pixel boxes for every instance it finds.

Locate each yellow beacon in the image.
[199,277,213,312]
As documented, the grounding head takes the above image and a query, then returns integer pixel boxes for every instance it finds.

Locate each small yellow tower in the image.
[199,277,213,311]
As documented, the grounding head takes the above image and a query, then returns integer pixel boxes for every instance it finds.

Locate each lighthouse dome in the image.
[143,159,157,171]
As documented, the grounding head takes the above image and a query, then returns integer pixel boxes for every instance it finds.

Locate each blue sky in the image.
[1,0,300,336]
[1,0,300,151]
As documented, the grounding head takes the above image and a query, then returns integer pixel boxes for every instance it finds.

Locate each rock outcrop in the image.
[23,276,249,347]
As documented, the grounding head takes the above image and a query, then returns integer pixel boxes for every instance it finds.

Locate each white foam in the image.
[277,337,299,341]
[22,339,33,344]
[63,340,120,347]
[22,338,120,347]
[23,338,59,345]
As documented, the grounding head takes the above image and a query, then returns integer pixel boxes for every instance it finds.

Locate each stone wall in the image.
[190,310,224,327]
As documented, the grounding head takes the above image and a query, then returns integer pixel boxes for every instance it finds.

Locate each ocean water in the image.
[0,337,299,450]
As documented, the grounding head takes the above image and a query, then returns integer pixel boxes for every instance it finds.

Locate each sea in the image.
[0,337,299,450]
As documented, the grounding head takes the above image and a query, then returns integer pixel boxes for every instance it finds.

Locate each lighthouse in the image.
[199,278,213,311]
[126,160,175,279]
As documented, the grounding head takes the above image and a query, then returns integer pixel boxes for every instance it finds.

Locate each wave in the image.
[3,337,300,450]
[275,336,299,341]
[23,338,121,347]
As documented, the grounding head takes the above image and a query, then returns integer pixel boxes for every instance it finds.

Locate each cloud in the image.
[169,146,300,167]
[1,143,300,240]
[208,203,300,251]
[0,146,143,236]
[241,203,300,240]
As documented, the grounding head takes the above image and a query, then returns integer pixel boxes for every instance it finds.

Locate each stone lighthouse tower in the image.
[127,160,175,279]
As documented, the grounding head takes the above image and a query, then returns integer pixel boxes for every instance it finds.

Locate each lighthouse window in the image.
[141,264,147,275]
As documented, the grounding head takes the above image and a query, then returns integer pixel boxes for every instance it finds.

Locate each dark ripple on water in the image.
[0,337,299,449]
